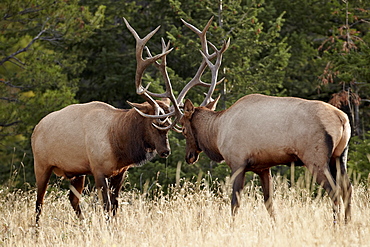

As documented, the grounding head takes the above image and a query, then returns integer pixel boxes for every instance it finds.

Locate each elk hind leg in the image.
[307,162,341,223]
[301,134,343,222]
[330,147,352,223]
[69,175,85,219]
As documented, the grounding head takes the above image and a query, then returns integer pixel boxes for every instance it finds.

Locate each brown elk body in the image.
[32,100,171,223]
[31,17,182,224]
[180,94,352,222]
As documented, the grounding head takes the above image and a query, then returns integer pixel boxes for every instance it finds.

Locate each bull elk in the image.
[176,45,352,223]
[31,17,184,224]
[136,18,352,223]
[180,94,352,223]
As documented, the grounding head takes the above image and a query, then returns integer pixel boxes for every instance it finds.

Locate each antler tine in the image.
[176,18,213,105]
[145,38,183,122]
[176,17,229,106]
[124,17,183,129]
[123,18,173,95]
[152,118,183,132]
[127,101,176,119]
[123,17,165,118]
[181,17,216,59]
[200,38,230,106]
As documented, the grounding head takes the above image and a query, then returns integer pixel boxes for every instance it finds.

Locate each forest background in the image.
[0,0,369,191]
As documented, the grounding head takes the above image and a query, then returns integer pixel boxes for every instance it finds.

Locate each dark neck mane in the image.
[109,110,156,167]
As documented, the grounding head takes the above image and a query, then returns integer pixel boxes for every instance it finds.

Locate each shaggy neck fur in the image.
[192,108,224,162]
[109,109,156,167]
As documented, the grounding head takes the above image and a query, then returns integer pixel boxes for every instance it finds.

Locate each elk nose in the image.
[186,153,198,164]
[160,150,171,158]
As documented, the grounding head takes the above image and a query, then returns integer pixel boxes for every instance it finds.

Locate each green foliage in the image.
[349,131,370,179]
[0,0,369,190]
[0,0,105,187]
[164,0,291,105]
[316,1,370,86]
[276,0,370,106]
[266,0,341,99]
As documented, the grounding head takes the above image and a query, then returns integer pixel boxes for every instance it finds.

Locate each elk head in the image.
[181,97,220,164]
[123,17,229,159]
[127,100,171,159]
[178,17,229,164]
[123,18,180,158]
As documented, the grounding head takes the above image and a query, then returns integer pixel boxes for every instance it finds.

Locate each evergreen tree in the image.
[78,0,291,188]
[0,0,105,187]
[1,0,368,189]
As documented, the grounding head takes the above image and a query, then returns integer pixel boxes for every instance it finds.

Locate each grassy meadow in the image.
[1,173,370,247]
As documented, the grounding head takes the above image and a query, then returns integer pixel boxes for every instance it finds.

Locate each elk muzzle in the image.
[186,151,199,164]
[159,148,171,158]
[157,139,171,158]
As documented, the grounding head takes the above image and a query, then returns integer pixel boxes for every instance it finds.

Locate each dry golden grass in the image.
[1,175,369,247]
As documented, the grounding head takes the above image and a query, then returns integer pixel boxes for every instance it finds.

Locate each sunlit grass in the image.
[0,174,369,246]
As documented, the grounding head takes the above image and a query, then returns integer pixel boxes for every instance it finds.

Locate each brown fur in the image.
[32,100,170,224]
[181,94,352,223]
[108,102,170,166]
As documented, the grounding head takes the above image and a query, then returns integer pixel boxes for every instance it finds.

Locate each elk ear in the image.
[205,94,221,111]
[160,98,171,106]
[183,99,195,118]
[127,101,149,114]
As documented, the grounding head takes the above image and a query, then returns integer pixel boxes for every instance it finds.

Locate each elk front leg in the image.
[109,170,127,216]
[256,168,275,219]
[231,166,246,216]
[69,175,85,219]
[94,173,111,213]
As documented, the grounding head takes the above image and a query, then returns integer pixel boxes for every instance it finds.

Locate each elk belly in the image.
[244,147,298,168]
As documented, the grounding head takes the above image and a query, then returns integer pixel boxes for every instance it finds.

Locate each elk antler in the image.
[176,17,230,107]
[144,38,184,130]
[123,17,229,131]
[199,38,230,106]
[123,17,182,130]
